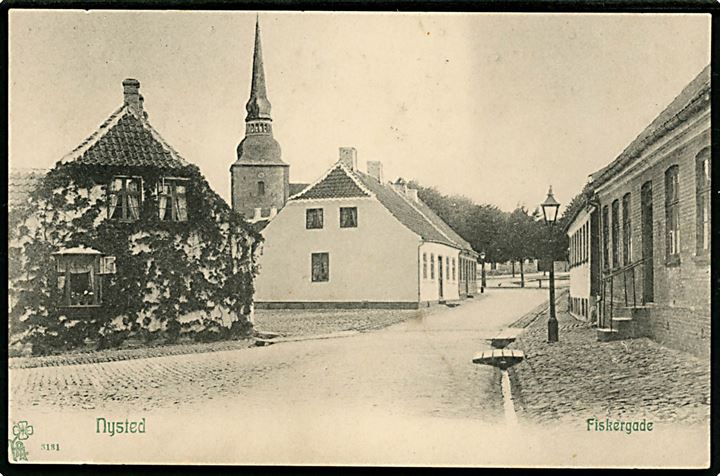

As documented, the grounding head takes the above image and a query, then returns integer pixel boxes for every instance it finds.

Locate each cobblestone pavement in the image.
[253,307,432,337]
[8,339,254,370]
[508,298,711,425]
[10,291,548,419]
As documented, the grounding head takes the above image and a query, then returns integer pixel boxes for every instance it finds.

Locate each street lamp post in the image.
[541,186,561,343]
[480,251,486,293]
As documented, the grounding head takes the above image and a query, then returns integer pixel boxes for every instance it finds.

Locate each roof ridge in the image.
[289,161,375,201]
[590,64,710,187]
[133,109,190,167]
[391,186,461,247]
[60,105,128,165]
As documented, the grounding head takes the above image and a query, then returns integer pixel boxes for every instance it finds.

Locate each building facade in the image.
[9,79,260,354]
[565,203,601,322]
[254,148,478,308]
[572,65,710,357]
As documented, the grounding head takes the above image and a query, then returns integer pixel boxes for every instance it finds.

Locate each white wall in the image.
[419,242,461,302]
[255,197,422,303]
[567,209,591,300]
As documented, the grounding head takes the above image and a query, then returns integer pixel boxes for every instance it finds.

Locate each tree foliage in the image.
[8,162,262,355]
[409,181,571,267]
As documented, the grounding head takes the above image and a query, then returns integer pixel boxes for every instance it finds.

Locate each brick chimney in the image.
[392,177,408,196]
[122,78,143,114]
[367,161,384,183]
[339,147,357,171]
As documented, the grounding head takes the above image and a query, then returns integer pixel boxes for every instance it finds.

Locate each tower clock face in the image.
[258,172,265,178]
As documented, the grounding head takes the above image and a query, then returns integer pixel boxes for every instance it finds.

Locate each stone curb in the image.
[254,330,359,346]
[507,288,569,329]
[8,339,255,370]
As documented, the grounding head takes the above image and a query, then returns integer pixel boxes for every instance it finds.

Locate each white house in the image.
[566,204,596,321]
[254,148,479,309]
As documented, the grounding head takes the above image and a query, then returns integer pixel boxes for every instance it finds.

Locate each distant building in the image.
[569,65,710,357]
[564,200,599,322]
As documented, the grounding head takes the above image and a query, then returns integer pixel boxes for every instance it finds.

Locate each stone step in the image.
[596,328,624,342]
[255,330,281,340]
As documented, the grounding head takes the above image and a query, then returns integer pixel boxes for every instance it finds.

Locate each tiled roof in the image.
[8,168,47,208]
[61,105,190,170]
[591,64,710,188]
[289,183,310,196]
[409,198,475,254]
[353,171,455,246]
[288,161,476,253]
[291,166,370,200]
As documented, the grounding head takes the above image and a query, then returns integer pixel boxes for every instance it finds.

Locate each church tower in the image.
[231,17,289,219]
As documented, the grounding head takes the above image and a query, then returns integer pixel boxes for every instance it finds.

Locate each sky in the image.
[9,11,710,212]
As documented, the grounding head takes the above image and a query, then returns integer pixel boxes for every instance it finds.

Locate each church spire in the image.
[245,15,272,122]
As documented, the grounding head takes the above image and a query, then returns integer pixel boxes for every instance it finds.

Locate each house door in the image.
[438,256,444,300]
[641,181,654,303]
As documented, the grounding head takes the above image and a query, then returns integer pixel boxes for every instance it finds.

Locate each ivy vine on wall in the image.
[9,161,262,355]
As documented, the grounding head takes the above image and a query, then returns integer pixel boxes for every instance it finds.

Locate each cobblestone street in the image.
[8,289,710,466]
[10,291,547,416]
[509,298,711,426]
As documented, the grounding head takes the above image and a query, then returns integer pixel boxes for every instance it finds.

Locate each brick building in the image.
[571,65,710,357]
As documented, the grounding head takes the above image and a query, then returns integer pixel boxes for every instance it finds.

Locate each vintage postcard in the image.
[7,9,711,468]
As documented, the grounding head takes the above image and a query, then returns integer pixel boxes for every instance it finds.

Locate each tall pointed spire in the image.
[246,15,272,122]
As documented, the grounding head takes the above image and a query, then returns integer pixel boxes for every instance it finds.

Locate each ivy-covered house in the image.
[8,78,261,355]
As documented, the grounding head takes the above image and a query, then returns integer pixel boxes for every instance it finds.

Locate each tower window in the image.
[258,181,266,196]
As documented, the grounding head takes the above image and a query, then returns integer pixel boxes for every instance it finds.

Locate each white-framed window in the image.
[665,165,680,262]
[55,254,114,307]
[108,176,142,221]
[311,253,329,282]
[306,208,324,229]
[340,207,358,228]
[158,178,188,222]
[696,148,711,255]
[422,252,428,279]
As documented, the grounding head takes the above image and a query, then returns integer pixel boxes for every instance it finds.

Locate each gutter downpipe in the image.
[417,241,423,307]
